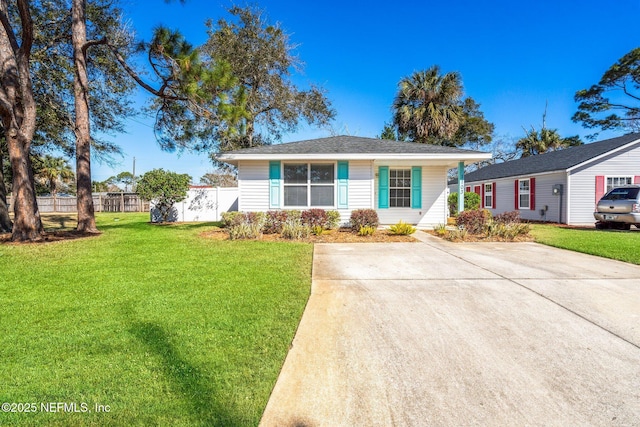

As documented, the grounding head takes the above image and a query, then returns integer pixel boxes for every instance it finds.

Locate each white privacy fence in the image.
[151,187,238,222]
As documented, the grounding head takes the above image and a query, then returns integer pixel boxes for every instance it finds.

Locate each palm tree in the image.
[392,66,464,144]
[35,155,75,196]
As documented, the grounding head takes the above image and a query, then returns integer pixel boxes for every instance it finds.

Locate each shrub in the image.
[243,211,265,226]
[444,228,468,241]
[389,221,416,235]
[434,223,447,236]
[228,223,263,240]
[281,219,311,240]
[221,211,244,227]
[448,192,481,216]
[358,225,376,236]
[264,210,288,234]
[350,209,379,232]
[286,210,302,221]
[456,209,488,235]
[312,225,324,236]
[325,210,341,230]
[494,210,521,225]
[301,209,328,228]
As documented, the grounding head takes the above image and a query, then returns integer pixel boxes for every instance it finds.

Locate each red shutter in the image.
[481,184,486,208]
[465,186,470,193]
[474,185,481,197]
[492,182,497,209]
[530,178,536,211]
[514,180,519,210]
[634,176,640,184]
[595,175,605,206]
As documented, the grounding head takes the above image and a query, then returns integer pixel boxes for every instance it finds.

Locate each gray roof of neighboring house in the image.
[221,135,485,155]
[458,133,640,183]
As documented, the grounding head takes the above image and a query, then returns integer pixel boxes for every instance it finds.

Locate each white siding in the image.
[237,160,270,212]
[465,172,568,223]
[376,165,449,227]
[568,143,640,224]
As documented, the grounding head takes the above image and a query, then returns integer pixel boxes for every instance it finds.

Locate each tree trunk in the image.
[72,0,98,233]
[6,130,43,241]
[0,0,44,241]
[0,150,13,232]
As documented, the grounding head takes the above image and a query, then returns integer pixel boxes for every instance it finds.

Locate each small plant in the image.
[350,209,379,232]
[243,211,265,227]
[358,225,376,236]
[301,209,328,228]
[434,223,447,236]
[221,211,244,227]
[228,223,263,240]
[494,211,521,225]
[444,228,467,241]
[312,225,324,236]
[264,210,288,234]
[281,219,311,240]
[389,221,416,235]
[325,210,341,229]
[285,210,302,222]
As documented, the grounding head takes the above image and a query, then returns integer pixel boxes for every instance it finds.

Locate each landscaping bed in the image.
[201,226,417,243]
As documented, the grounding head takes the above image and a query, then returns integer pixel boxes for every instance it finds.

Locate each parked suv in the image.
[594,185,640,230]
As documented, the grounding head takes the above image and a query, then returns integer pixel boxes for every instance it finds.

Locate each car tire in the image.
[595,222,608,230]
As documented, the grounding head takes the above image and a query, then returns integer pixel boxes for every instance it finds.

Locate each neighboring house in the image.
[449,133,640,225]
[217,135,490,227]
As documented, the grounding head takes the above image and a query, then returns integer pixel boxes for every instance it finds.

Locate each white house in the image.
[217,135,491,227]
[449,133,640,225]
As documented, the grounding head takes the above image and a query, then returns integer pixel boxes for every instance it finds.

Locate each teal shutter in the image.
[269,161,281,208]
[337,161,349,209]
[411,166,422,209]
[378,166,389,209]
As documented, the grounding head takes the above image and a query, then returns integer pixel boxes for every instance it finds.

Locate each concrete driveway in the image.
[260,233,640,427]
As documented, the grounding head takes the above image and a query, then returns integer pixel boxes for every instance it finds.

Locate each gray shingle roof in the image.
[222,135,485,155]
[461,133,640,183]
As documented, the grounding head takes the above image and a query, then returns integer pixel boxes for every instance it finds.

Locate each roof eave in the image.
[217,152,492,163]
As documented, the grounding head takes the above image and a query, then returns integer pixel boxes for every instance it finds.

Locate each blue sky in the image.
[93,0,640,182]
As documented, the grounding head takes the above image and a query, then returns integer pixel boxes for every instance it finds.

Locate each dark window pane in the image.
[311,164,334,183]
[311,186,334,206]
[284,186,307,206]
[284,164,308,184]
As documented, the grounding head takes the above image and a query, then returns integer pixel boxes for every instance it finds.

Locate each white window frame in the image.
[606,176,633,193]
[484,183,493,208]
[518,179,530,209]
[283,162,336,208]
[389,168,411,208]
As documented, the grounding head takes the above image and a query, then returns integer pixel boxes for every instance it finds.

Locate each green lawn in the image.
[0,213,312,426]
[530,224,640,265]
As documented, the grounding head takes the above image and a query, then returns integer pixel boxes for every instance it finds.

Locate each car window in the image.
[601,187,639,200]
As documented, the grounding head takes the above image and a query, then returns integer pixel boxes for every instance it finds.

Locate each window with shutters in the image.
[518,179,530,209]
[389,169,411,207]
[283,163,335,207]
[484,183,493,208]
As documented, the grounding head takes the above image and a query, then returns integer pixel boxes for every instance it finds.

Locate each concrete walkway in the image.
[260,233,640,427]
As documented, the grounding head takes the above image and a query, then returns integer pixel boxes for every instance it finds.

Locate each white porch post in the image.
[457,161,465,213]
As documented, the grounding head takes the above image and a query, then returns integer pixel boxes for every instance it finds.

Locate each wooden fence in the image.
[7,193,149,213]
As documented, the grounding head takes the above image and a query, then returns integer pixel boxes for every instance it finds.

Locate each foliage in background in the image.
[200,170,238,187]
[136,169,191,222]
[448,191,481,216]
[573,47,640,137]
[390,66,494,147]
[33,155,75,196]
[203,5,335,160]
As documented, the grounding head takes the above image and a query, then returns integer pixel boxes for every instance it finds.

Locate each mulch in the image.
[200,227,418,243]
[0,230,101,244]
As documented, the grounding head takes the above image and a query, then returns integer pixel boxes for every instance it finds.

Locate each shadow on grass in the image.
[128,321,241,426]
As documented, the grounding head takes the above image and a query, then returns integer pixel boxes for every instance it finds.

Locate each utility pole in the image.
[132,157,136,192]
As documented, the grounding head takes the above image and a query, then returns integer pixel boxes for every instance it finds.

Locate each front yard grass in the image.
[530,224,640,265]
[0,213,312,426]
